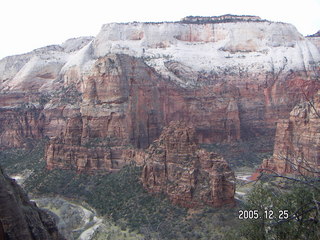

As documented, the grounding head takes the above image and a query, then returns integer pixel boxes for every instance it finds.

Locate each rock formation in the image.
[0,104,44,149]
[307,30,320,50]
[45,54,241,172]
[0,166,64,240]
[181,14,263,23]
[261,91,320,175]
[139,121,235,208]
[0,15,319,172]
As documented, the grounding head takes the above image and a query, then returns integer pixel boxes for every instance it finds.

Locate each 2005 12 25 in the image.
[238,209,289,220]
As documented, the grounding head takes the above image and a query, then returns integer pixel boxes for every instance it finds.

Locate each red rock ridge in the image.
[139,121,235,208]
[261,91,320,175]
[0,52,318,173]
[0,24,319,174]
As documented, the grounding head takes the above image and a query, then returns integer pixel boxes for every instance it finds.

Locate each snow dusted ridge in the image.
[0,36,94,92]
[0,16,320,92]
[93,21,319,74]
[307,33,320,51]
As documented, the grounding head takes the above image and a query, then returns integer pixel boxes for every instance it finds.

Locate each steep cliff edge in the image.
[307,30,320,51]
[0,16,319,172]
[139,121,235,208]
[261,91,320,175]
[45,54,241,172]
[0,167,64,240]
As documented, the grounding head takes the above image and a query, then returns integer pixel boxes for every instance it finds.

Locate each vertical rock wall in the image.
[261,91,320,175]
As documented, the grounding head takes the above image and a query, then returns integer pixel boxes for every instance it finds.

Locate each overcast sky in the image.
[0,0,319,59]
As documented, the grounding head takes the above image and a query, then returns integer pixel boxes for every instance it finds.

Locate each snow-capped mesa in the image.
[0,15,319,181]
[0,36,93,92]
[1,15,319,92]
[93,15,319,78]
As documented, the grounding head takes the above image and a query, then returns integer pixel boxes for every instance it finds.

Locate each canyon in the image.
[0,15,320,208]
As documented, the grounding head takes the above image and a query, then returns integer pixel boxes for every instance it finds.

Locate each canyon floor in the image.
[0,137,265,240]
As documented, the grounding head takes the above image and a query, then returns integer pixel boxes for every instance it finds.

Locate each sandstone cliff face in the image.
[0,105,44,149]
[139,121,235,208]
[0,167,64,240]
[46,54,241,172]
[0,16,319,172]
[261,91,320,175]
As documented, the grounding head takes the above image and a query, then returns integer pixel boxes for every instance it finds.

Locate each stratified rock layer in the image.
[0,16,319,172]
[0,167,64,240]
[140,121,235,208]
[261,91,320,175]
[0,105,44,149]
[45,54,241,172]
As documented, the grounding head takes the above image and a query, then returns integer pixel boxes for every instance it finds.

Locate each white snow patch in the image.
[61,41,95,73]
[3,51,68,91]
[2,20,320,93]
[61,37,94,53]
[91,21,320,77]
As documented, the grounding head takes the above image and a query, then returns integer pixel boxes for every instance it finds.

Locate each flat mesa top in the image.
[180,15,264,23]
[112,15,268,25]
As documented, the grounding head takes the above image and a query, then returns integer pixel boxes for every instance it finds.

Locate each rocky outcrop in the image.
[261,91,320,175]
[45,113,127,172]
[0,16,319,172]
[0,166,64,240]
[181,15,262,23]
[307,30,320,51]
[139,121,235,208]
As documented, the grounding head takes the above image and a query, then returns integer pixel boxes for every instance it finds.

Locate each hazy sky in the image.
[0,0,319,59]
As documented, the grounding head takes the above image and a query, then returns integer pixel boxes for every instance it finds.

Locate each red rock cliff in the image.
[261,91,320,175]
[140,121,235,208]
[0,17,319,173]
[45,54,241,172]
[0,105,44,149]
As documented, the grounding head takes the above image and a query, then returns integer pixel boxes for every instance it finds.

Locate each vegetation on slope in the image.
[226,174,320,240]
[24,165,239,239]
[0,142,239,240]
[0,140,46,175]
[4,138,316,239]
[201,136,273,169]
